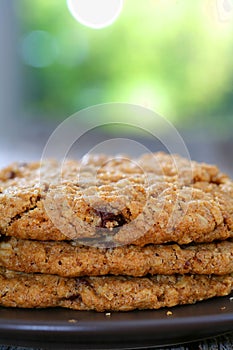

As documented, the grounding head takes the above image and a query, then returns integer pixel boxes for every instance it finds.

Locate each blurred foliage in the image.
[15,0,233,134]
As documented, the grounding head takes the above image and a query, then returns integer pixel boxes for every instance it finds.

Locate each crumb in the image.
[166,311,173,316]
[68,319,78,323]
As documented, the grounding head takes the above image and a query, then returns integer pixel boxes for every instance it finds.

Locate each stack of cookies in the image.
[0,152,232,311]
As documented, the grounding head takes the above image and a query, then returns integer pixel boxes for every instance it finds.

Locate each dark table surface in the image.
[1,331,233,349]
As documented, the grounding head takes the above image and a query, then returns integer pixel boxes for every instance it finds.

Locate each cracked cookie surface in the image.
[0,237,233,277]
[0,153,232,245]
[0,267,232,311]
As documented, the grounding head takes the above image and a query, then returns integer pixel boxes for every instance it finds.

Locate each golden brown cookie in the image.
[0,267,232,311]
[0,237,233,277]
[0,153,232,245]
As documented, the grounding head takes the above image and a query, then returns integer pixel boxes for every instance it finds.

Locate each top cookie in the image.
[0,152,232,246]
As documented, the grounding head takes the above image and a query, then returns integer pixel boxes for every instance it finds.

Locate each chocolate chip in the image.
[95,210,127,229]
[184,260,191,269]
[7,171,17,180]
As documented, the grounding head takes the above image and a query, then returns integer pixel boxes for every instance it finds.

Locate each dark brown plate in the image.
[0,293,233,349]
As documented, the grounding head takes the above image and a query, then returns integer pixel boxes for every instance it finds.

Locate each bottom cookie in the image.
[0,267,232,311]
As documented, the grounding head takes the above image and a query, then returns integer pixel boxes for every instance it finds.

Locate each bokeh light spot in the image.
[58,31,89,67]
[20,30,59,68]
[67,0,123,29]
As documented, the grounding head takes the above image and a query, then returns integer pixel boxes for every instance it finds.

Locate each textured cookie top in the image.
[0,152,232,245]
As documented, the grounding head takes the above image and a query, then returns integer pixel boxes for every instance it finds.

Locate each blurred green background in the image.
[15,0,233,134]
[0,0,233,170]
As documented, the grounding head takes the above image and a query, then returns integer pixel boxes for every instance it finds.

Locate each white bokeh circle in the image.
[67,0,124,29]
